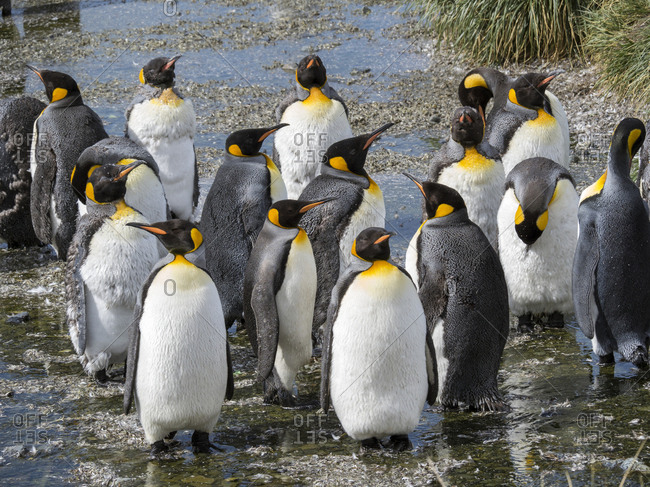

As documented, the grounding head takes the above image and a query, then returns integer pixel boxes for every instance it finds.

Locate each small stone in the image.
[362,7,371,14]
[6,312,29,324]
[432,116,441,123]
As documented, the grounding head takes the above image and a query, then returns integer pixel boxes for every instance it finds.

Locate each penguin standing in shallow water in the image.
[273,54,353,199]
[124,220,234,455]
[498,158,578,332]
[125,55,197,220]
[71,137,169,223]
[428,106,504,247]
[66,161,161,381]
[28,66,108,259]
[321,227,435,450]
[202,124,288,329]
[405,177,509,410]
[573,118,650,367]
[243,198,332,406]
[299,123,392,341]
[0,96,46,247]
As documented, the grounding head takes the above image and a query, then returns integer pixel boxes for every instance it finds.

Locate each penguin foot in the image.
[517,314,535,333]
[191,431,214,454]
[360,437,382,451]
[545,312,565,329]
[385,435,412,452]
[598,353,615,365]
[93,369,109,385]
[630,347,649,368]
[150,440,169,456]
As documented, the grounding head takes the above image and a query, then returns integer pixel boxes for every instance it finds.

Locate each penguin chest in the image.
[124,165,168,224]
[330,263,427,439]
[264,155,288,203]
[502,111,565,174]
[136,263,228,438]
[405,225,423,289]
[339,180,385,269]
[274,230,317,388]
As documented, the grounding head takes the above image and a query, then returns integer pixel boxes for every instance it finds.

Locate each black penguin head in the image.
[226,124,289,156]
[27,65,82,105]
[352,227,394,262]
[84,161,143,204]
[404,173,467,219]
[139,55,181,88]
[71,157,147,204]
[508,72,558,111]
[506,157,575,245]
[324,123,394,175]
[458,69,492,122]
[450,107,484,147]
[127,219,203,255]
[608,118,646,176]
[268,198,335,228]
[296,55,327,90]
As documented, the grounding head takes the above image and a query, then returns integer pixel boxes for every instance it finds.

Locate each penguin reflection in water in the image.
[124,220,234,455]
[244,199,333,406]
[66,161,160,382]
[321,227,436,450]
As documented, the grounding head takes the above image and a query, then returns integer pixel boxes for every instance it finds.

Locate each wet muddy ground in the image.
[1,0,650,485]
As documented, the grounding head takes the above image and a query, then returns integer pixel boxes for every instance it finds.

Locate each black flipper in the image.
[572,212,600,340]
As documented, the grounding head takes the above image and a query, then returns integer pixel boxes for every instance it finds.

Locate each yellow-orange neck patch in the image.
[580,171,607,203]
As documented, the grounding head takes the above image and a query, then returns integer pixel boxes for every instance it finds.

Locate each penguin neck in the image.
[320,164,370,188]
[152,87,183,106]
[607,148,634,181]
[170,254,194,266]
[361,259,396,277]
[110,200,137,220]
[423,208,468,226]
[50,94,84,108]
[302,86,331,106]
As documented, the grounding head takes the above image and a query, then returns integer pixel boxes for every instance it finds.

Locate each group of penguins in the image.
[1,52,650,455]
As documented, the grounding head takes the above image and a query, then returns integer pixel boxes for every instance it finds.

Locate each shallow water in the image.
[1,0,649,485]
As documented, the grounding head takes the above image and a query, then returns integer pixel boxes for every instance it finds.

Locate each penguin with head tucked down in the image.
[71,137,169,223]
[428,106,504,247]
[27,66,108,259]
[0,96,46,247]
[497,157,578,332]
[405,176,509,411]
[66,161,161,382]
[298,123,393,342]
[243,198,333,406]
[125,55,198,220]
[459,68,570,174]
[124,220,234,455]
[573,118,650,367]
[201,124,288,330]
[321,227,436,451]
[273,54,353,199]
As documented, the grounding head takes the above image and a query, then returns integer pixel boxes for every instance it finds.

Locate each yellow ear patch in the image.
[549,184,559,205]
[117,158,138,166]
[351,239,366,261]
[536,210,549,231]
[190,227,203,252]
[228,144,244,156]
[329,156,349,172]
[70,167,76,183]
[434,204,454,218]
[508,89,519,106]
[464,73,488,90]
[515,205,525,225]
[85,182,97,203]
[268,208,289,229]
[628,129,642,157]
[139,69,145,84]
[51,88,68,103]
[580,171,607,204]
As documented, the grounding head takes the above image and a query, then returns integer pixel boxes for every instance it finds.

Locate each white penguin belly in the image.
[330,265,427,440]
[135,263,228,444]
[49,193,61,254]
[438,158,504,247]
[431,318,449,400]
[79,211,160,373]
[497,182,578,316]
[405,227,421,289]
[264,155,288,203]
[501,114,567,174]
[275,99,352,199]
[125,165,168,224]
[339,183,385,270]
[274,231,317,389]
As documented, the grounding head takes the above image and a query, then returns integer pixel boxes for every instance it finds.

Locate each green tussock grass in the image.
[585,0,650,107]
[409,0,596,64]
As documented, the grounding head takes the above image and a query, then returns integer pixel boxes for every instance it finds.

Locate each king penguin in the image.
[0,96,46,247]
[459,68,570,174]
[27,66,108,259]
[573,118,650,367]
[71,137,169,223]
[427,106,504,247]
[299,123,392,342]
[321,227,436,450]
[124,219,234,455]
[498,157,578,332]
[404,176,509,410]
[125,55,198,220]
[201,124,288,330]
[243,198,333,406]
[65,161,161,382]
[273,54,353,199]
